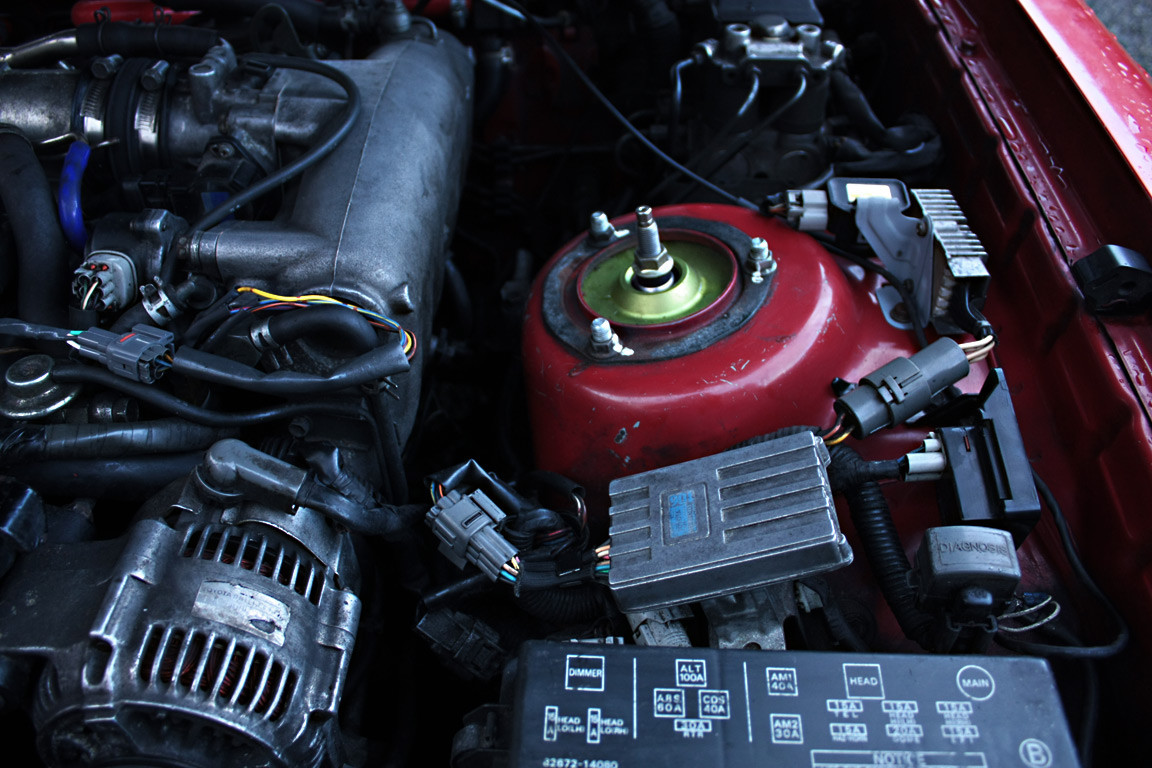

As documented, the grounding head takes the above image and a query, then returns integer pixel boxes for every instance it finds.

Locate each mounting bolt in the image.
[91,54,124,79]
[140,60,170,91]
[722,23,752,58]
[797,24,822,56]
[745,237,777,284]
[589,317,634,359]
[589,211,616,244]
[591,317,613,344]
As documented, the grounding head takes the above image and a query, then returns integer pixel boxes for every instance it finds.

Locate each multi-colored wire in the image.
[501,555,522,583]
[595,543,611,575]
[232,286,417,360]
[821,413,851,446]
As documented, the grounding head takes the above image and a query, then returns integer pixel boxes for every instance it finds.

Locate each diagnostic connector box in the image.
[508,641,1079,767]
[607,432,851,612]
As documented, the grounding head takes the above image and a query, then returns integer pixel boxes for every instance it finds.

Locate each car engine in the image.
[0,1,1141,766]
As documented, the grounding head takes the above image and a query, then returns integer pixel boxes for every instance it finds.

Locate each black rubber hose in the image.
[112,276,219,334]
[296,479,425,538]
[50,363,368,427]
[829,70,934,152]
[0,131,71,326]
[421,572,492,612]
[171,342,408,396]
[198,302,260,352]
[264,305,379,354]
[516,584,607,624]
[0,319,73,343]
[828,443,934,649]
[108,303,152,334]
[474,42,510,125]
[0,419,225,461]
[830,70,888,144]
[7,452,203,500]
[182,297,236,347]
[823,598,870,652]
[369,391,408,504]
[186,55,361,236]
[74,21,219,58]
[442,259,474,334]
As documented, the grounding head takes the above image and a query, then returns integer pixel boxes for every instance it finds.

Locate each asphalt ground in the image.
[1086,0,1152,76]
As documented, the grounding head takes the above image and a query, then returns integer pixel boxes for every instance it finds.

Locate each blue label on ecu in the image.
[667,490,699,538]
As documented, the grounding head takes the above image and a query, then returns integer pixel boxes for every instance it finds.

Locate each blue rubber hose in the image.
[59,140,90,253]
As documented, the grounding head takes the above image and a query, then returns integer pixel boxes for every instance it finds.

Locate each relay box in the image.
[508,642,1078,767]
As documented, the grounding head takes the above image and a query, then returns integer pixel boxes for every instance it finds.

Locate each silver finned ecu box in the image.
[607,432,852,611]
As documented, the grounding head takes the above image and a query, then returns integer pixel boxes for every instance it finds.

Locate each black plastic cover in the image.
[826,177,910,245]
[1071,244,1152,314]
[933,369,1041,545]
[508,641,1078,767]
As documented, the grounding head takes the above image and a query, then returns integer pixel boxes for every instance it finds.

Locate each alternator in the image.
[0,464,361,767]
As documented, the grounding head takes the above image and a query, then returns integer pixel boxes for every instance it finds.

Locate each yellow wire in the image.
[824,431,851,446]
[238,285,415,356]
[236,286,343,304]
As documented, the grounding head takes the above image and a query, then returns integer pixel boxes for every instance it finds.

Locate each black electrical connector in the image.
[825,177,911,246]
[922,368,1041,545]
[0,479,45,579]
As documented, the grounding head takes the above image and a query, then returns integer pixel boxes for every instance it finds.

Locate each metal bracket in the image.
[855,195,934,328]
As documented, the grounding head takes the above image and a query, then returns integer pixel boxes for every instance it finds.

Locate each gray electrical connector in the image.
[835,338,969,438]
[784,189,829,232]
[73,324,175,384]
[914,526,1021,620]
[426,488,518,582]
[72,251,138,313]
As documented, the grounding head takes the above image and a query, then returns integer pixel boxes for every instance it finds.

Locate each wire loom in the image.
[232,286,418,360]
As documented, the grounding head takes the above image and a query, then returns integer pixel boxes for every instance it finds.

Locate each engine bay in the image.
[0,1,1145,765]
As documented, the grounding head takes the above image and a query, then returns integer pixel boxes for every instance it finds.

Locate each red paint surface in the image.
[403,0,463,16]
[886,0,1152,667]
[523,204,922,522]
[1018,0,1152,198]
[71,1,199,25]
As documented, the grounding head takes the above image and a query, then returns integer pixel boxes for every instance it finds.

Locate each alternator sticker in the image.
[192,580,290,647]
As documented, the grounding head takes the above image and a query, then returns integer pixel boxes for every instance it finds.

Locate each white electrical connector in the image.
[785,189,829,232]
[901,432,948,481]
